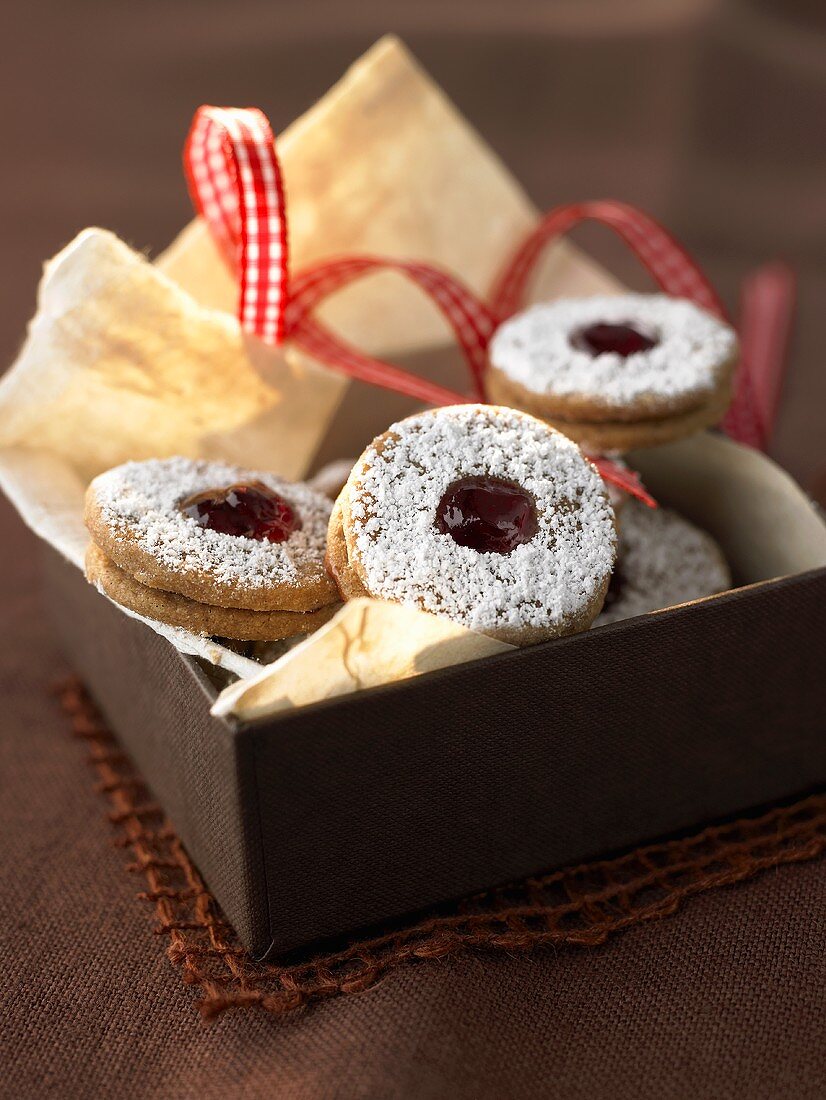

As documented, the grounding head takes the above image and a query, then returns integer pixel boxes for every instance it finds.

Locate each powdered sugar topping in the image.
[90,457,332,592]
[347,405,616,638]
[490,295,737,407]
[595,499,731,626]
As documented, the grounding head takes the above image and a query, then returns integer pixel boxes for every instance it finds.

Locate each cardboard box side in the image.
[43,540,826,958]
[42,548,270,952]
[249,570,826,955]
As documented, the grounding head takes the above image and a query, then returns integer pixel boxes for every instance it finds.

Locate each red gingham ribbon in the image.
[589,459,655,508]
[184,106,492,407]
[720,262,795,450]
[183,106,794,505]
[185,106,289,346]
[286,316,472,408]
[490,200,727,322]
[286,257,497,401]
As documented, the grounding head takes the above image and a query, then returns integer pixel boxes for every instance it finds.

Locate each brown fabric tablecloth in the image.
[2,2,825,1096]
[2,598,825,1098]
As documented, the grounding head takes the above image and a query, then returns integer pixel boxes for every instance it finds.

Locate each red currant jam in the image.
[436,476,538,554]
[181,482,301,543]
[570,322,657,357]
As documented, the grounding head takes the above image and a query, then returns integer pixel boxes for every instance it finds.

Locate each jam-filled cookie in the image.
[595,498,731,626]
[84,457,339,640]
[487,294,737,450]
[328,405,617,645]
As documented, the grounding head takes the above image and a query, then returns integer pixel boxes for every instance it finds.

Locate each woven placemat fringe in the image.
[57,677,826,1022]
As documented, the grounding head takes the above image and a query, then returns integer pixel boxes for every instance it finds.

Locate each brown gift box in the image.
[4,38,825,958]
[43,417,826,960]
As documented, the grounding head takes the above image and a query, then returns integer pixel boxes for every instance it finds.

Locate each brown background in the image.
[3,0,825,488]
[1,1,825,1097]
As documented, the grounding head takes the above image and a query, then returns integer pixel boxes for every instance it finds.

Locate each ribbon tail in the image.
[721,262,796,451]
[589,456,657,509]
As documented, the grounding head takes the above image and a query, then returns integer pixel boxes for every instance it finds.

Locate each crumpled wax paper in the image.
[0,228,347,677]
[211,598,513,721]
[0,34,616,702]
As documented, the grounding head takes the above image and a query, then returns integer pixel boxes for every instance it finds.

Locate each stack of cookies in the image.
[84,457,340,641]
[486,294,737,452]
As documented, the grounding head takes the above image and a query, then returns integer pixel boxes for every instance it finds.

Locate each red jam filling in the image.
[436,476,538,554]
[181,482,301,543]
[571,321,657,358]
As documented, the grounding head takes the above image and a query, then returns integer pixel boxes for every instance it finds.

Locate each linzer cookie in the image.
[84,457,339,640]
[596,499,731,626]
[487,294,738,450]
[328,404,617,645]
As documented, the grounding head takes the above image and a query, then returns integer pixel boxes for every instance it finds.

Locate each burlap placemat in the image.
[58,678,826,1023]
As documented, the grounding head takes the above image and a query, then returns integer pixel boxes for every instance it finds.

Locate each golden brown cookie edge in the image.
[84,543,339,641]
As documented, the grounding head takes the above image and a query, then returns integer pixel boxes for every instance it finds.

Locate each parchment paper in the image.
[212,599,513,721]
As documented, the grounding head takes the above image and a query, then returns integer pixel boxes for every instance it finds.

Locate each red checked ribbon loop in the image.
[184,106,793,503]
[184,106,492,406]
[287,316,472,408]
[490,200,728,323]
[286,257,497,402]
[185,107,290,346]
[720,262,795,450]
